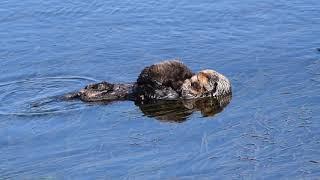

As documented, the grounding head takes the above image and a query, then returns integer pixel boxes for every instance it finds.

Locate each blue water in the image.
[1,0,320,179]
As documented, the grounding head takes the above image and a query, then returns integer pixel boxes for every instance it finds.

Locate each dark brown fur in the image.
[135,60,194,100]
[137,60,193,90]
[64,61,231,102]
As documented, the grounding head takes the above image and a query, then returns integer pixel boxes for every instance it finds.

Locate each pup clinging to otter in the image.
[64,60,232,102]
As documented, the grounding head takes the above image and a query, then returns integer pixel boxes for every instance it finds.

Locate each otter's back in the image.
[135,60,193,101]
[137,60,193,90]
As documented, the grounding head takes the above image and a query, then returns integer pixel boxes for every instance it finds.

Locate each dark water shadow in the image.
[135,94,232,122]
[72,94,232,123]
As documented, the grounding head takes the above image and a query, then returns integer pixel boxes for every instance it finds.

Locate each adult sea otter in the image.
[64,60,232,103]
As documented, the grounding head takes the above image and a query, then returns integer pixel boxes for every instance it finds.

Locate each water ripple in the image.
[0,76,97,116]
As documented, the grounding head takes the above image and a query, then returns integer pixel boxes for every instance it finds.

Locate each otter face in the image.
[181,70,231,99]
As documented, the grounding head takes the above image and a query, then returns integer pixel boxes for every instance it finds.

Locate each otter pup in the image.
[181,69,232,99]
[64,60,231,102]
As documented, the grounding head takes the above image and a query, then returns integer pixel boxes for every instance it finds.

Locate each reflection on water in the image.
[71,94,232,122]
[137,95,232,122]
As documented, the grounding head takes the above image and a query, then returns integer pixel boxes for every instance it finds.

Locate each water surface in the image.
[1,0,320,179]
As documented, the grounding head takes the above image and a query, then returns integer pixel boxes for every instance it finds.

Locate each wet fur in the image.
[135,60,194,101]
[65,60,231,102]
[182,70,231,99]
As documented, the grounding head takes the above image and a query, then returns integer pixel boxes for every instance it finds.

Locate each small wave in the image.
[306,60,320,83]
[33,1,109,19]
[0,76,98,87]
[0,76,97,117]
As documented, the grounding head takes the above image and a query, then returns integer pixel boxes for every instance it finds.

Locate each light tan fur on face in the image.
[182,73,209,98]
[197,72,209,87]
[181,69,231,99]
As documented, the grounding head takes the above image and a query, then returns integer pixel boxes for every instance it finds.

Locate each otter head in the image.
[181,70,231,99]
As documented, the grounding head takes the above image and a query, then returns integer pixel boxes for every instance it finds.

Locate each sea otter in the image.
[64,60,232,102]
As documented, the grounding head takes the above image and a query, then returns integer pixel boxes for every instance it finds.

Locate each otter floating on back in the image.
[64,60,232,102]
